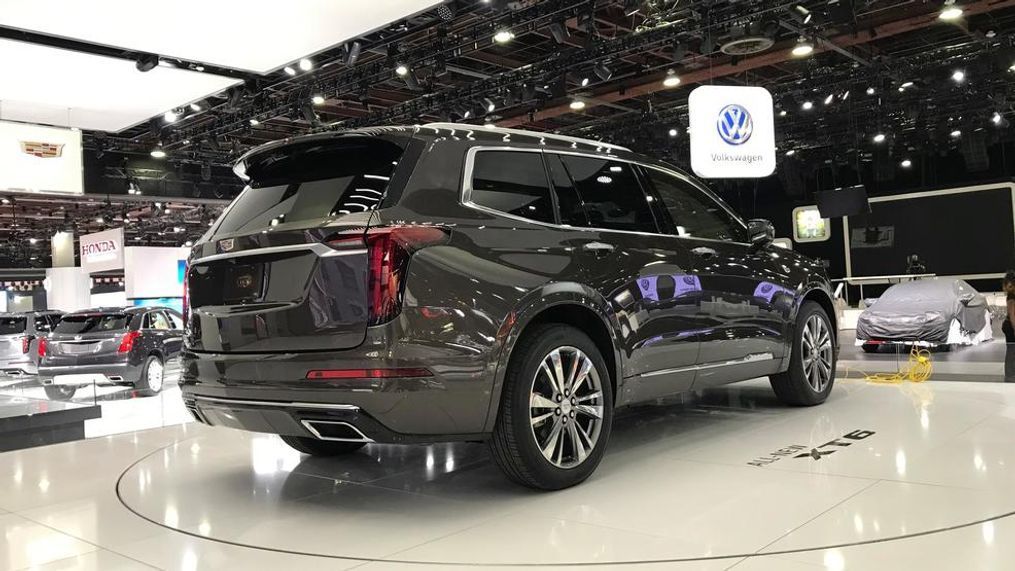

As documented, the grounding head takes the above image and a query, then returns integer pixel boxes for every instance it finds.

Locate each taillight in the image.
[37,337,47,357]
[20,336,32,354]
[118,330,141,353]
[326,226,449,325]
[182,262,190,327]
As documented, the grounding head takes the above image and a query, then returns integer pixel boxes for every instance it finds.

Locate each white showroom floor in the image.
[2,376,1015,570]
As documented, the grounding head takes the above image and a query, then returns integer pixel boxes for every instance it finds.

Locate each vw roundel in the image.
[716,104,753,145]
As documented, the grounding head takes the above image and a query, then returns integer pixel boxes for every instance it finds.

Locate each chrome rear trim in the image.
[301,420,374,443]
[192,243,366,264]
[191,395,360,411]
[637,352,777,378]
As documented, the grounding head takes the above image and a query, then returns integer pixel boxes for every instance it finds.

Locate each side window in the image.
[558,155,657,233]
[469,151,555,224]
[644,168,748,242]
[34,316,51,333]
[151,312,171,330]
[545,154,588,227]
[164,311,183,330]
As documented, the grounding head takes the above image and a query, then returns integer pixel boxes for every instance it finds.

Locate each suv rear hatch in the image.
[45,313,130,366]
[186,133,415,353]
[0,316,29,363]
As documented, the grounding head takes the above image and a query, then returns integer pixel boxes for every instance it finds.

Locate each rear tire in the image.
[488,324,614,490]
[771,301,836,406]
[135,355,165,396]
[43,385,76,401]
[280,435,366,456]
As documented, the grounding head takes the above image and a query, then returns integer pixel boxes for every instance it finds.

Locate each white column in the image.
[50,231,75,268]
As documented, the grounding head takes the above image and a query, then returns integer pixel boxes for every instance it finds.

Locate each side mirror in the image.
[748,219,775,248]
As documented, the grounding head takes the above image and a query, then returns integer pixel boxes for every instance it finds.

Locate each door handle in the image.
[582,241,615,254]
[691,246,717,259]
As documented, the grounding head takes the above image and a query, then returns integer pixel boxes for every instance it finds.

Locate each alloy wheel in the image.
[801,314,833,392]
[148,359,164,392]
[529,346,604,469]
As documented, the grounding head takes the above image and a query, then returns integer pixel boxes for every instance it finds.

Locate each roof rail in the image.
[420,123,630,152]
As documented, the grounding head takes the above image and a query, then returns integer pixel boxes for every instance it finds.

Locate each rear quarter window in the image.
[0,317,26,335]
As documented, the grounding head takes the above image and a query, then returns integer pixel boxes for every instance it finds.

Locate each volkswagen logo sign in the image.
[717,104,753,145]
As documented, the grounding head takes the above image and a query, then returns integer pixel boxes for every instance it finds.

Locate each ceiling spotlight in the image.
[992,112,1003,124]
[150,148,166,159]
[163,110,179,123]
[779,110,787,117]
[951,129,962,138]
[570,100,586,111]
[801,101,813,110]
[135,54,159,72]
[395,64,409,76]
[184,240,194,248]
[668,128,679,137]
[900,159,912,168]
[662,72,681,88]
[311,94,325,105]
[0,198,8,204]
[841,90,850,101]
[549,22,569,44]
[96,216,105,224]
[786,149,796,156]
[824,94,834,105]
[951,70,966,83]
[493,29,515,44]
[249,118,260,126]
[873,133,886,143]
[298,58,313,71]
[939,4,963,20]
[901,81,914,89]
[483,98,496,113]
[284,66,296,76]
[791,37,814,57]
[189,102,202,112]
[866,86,876,95]
[581,77,590,87]
[28,238,37,245]
[594,62,613,81]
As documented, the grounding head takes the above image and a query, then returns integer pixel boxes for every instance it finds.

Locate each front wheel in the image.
[771,301,836,406]
[488,324,614,490]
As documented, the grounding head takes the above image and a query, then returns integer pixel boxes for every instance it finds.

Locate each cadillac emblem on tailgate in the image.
[20,141,65,158]
[219,238,235,252]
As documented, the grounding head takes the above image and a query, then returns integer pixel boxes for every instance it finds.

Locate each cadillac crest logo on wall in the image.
[19,141,65,158]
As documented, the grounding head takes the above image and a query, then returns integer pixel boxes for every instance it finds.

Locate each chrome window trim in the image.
[191,243,367,264]
[635,352,776,378]
[460,146,752,245]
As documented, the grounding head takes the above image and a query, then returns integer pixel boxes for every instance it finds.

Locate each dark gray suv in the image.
[181,124,837,490]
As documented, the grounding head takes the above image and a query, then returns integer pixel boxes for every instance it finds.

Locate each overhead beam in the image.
[500,0,1015,127]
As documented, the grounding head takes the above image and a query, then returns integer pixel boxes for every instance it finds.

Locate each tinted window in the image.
[0,317,26,335]
[215,140,403,236]
[55,314,130,334]
[470,151,555,224]
[149,312,171,330]
[34,316,52,333]
[559,156,657,233]
[644,168,747,242]
[546,154,588,227]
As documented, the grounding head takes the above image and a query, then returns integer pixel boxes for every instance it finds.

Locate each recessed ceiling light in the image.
[786,149,796,156]
[662,74,681,88]
[873,133,886,143]
[801,101,813,110]
[791,37,814,57]
[900,159,912,168]
[189,103,202,112]
[249,118,260,126]
[992,112,1003,124]
[668,128,678,137]
[866,87,876,95]
[570,100,586,110]
[150,149,166,158]
[951,129,962,138]
[284,66,296,76]
[395,64,409,76]
[311,94,325,105]
[298,58,313,71]
[493,29,515,44]
[951,70,965,83]
[163,110,178,123]
[779,110,787,117]
[939,5,963,20]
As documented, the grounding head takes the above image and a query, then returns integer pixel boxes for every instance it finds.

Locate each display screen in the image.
[793,206,830,242]
[132,297,184,314]
[816,186,870,218]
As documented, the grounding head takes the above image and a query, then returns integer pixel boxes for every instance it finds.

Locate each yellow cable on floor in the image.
[844,346,934,383]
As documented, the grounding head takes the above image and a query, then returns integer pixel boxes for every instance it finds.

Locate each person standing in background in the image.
[1004,271,1015,382]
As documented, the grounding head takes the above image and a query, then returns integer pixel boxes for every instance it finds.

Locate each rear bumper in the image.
[179,324,497,442]
[37,362,140,386]
[0,358,36,377]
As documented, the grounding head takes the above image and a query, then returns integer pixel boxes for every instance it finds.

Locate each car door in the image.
[546,153,703,405]
[641,166,794,387]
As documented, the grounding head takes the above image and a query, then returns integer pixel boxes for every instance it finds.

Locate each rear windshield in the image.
[55,314,130,334]
[215,138,404,236]
[0,317,26,335]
